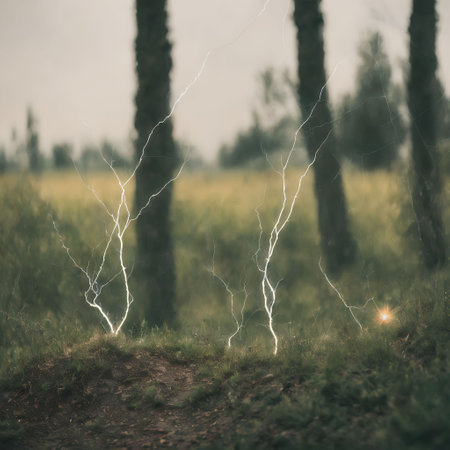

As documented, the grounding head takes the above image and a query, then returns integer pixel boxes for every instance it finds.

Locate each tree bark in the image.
[293,0,356,274]
[134,0,176,326]
[408,0,446,269]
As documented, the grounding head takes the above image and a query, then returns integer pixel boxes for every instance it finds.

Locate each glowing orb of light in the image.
[378,308,392,324]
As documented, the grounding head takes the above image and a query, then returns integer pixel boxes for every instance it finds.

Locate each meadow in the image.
[0,167,448,448]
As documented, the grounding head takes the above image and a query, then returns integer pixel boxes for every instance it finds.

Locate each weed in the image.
[126,384,165,410]
[85,417,105,432]
[182,384,220,407]
[142,385,165,407]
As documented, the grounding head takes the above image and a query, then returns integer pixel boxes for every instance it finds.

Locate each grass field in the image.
[0,167,449,448]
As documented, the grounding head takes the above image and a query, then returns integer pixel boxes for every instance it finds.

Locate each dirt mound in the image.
[0,346,230,448]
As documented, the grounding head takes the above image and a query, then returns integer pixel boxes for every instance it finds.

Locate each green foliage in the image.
[142,385,165,407]
[0,179,67,317]
[127,384,165,409]
[337,31,406,170]
[219,67,299,168]
[219,116,271,167]
[0,178,128,359]
[181,385,217,407]
[52,142,73,169]
[214,318,448,448]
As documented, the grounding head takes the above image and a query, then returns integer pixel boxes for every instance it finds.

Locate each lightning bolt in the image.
[318,258,389,331]
[253,66,339,355]
[53,1,275,334]
[209,245,248,348]
[52,156,186,335]
[258,0,273,17]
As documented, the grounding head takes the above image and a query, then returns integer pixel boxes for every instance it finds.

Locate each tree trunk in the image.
[293,0,356,274]
[134,0,176,326]
[408,0,445,269]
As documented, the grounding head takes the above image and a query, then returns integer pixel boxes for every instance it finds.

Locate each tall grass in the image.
[0,167,448,365]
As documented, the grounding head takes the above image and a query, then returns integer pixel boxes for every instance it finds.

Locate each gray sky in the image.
[0,0,449,162]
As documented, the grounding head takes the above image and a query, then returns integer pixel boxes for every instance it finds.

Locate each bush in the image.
[337,31,406,170]
[0,179,88,348]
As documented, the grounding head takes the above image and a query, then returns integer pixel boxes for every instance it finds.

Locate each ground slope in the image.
[1,346,231,448]
[1,333,449,449]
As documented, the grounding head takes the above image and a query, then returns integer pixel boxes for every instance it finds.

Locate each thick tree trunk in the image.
[134,0,176,326]
[293,0,356,274]
[408,0,445,269]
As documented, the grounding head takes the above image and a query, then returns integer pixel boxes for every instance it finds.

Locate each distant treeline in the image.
[0,111,132,174]
[219,31,450,172]
[0,108,206,174]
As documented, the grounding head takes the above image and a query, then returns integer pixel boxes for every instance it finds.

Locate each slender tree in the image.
[134,0,177,326]
[26,107,41,172]
[293,0,356,274]
[338,32,406,170]
[408,0,445,269]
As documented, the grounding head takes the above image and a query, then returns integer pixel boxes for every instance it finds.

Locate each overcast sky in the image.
[0,0,449,162]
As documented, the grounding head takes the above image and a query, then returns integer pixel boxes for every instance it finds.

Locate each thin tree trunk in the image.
[134,0,176,326]
[408,0,445,269]
[293,0,356,274]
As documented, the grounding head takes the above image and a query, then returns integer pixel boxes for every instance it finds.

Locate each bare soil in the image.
[0,348,237,448]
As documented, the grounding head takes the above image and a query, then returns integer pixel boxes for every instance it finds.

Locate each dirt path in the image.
[1,349,233,448]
